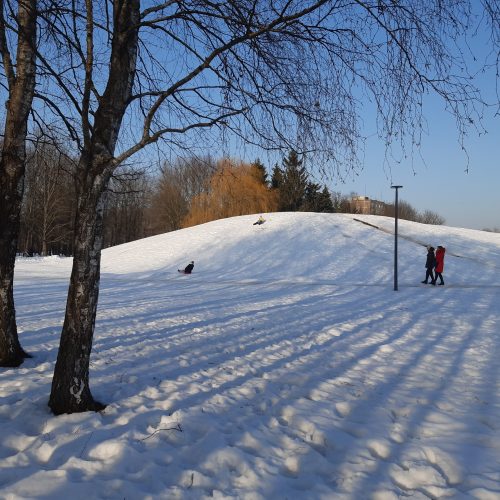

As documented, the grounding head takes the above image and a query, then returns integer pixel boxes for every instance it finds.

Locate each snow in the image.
[2,212,500,499]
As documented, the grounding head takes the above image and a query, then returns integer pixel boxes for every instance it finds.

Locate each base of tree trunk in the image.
[49,397,106,416]
[0,348,33,367]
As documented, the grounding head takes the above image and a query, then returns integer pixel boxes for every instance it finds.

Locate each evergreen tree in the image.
[279,150,308,211]
[271,163,283,190]
[317,186,334,213]
[301,183,334,212]
[301,182,321,211]
[251,159,269,186]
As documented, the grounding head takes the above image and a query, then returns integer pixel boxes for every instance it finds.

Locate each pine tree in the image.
[251,159,269,186]
[271,163,283,190]
[317,186,334,213]
[278,150,308,211]
[301,183,334,212]
[301,182,321,211]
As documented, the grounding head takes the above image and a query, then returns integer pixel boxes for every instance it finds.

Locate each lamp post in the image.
[391,185,403,291]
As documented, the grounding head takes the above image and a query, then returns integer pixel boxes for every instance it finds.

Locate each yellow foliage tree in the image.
[182,159,277,227]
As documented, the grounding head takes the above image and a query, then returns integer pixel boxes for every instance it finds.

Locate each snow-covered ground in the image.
[2,212,500,499]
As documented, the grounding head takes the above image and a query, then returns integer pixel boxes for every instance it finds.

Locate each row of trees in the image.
[19,140,76,256]
[1,1,498,415]
[18,146,446,256]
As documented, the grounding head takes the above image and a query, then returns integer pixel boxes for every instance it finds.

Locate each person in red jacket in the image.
[433,246,446,285]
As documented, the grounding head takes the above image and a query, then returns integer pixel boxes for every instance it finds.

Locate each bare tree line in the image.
[1,1,498,414]
[19,137,76,256]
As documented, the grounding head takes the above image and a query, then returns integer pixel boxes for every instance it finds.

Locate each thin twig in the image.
[139,424,183,441]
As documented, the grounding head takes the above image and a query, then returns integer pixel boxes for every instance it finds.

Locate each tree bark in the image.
[0,163,31,366]
[48,165,109,414]
[0,0,36,367]
[49,0,140,414]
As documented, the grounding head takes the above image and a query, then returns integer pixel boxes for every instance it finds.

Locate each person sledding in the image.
[178,261,194,274]
[253,215,266,226]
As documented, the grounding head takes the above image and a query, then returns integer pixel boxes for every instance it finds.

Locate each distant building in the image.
[349,196,386,215]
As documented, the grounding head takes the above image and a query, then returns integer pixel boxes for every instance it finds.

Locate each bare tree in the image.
[331,191,352,214]
[20,139,76,255]
[102,169,151,247]
[383,200,419,221]
[182,159,278,226]
[149,157,215,234]
[0,0,36,366]
[419,210,446,226]
[149,173,188,233]
[383,202,445,224]
[36,1,498,413]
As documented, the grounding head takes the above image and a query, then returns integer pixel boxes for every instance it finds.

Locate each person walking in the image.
[433,245,446,285]
[421,246,436,285]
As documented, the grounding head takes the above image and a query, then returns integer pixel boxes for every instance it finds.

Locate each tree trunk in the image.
[0,158,31,366]
[48,167,108,414]
[0,0,36,367]
[48,0,140,414]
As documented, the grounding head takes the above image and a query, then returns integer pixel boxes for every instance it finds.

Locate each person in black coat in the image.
[421,247,436,284]
[179,261,194,274]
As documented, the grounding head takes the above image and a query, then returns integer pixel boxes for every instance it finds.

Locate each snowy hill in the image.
[3,213,500,499]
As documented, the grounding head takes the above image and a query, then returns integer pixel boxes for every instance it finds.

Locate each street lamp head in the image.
[391,185,403,189]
